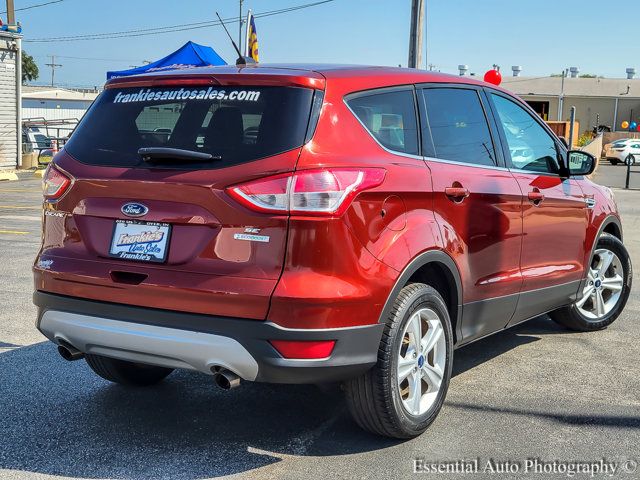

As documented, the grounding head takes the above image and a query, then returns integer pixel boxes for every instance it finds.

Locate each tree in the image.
[22,52,39,84]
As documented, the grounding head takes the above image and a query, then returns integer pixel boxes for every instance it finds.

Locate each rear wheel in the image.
[625,154,636,166]
[344,283,453,438]
[85,354,174,386]
[550,233,632,331]
[609,159,620,165]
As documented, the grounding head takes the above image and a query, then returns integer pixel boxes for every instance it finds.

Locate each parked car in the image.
[605,141,640,165]
[34,65,632,439]
[23,128,52,151]
[603,138,637,164]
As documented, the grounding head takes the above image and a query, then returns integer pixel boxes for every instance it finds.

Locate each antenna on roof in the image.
[216,12,255,67]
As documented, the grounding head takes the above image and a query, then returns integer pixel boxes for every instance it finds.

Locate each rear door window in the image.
[346,89,419,155]
[64,86,315,169]
[420,88,497,167]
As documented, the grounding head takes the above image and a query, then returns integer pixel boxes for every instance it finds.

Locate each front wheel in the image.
[625,154,636,166]
[550,233,632,331]
[344,283,453,438]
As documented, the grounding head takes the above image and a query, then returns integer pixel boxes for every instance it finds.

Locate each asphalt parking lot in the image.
[0,167,639,480]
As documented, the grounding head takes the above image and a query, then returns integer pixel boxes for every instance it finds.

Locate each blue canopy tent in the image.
[107,41,226,80]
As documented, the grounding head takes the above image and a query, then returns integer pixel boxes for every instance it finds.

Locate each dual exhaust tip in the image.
[57,343,84,361]
[57,343,242,390]
[213,368,241,390]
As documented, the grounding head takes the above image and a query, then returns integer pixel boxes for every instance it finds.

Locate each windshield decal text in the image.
[113,88,261,104]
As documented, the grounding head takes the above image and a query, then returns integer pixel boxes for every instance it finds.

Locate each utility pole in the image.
[6,0,15,24]
[408,0,425,68]
[238,0,244,53]
[45,55,62,87]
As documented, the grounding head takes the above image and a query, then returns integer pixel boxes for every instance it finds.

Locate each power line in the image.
[35,54,145,63]
[24,0,337,43]
[0,0,64,15]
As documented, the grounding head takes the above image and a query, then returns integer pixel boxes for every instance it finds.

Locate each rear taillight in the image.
[43,164,72,201]
[227,168,385,216]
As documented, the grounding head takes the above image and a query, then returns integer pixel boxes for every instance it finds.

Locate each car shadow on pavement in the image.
[446,401,640,429]
[0,341,396,479]
[0,315,625,479]
[452,315,556,377]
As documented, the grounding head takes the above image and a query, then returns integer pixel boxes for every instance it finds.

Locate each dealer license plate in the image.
[109,220,171,263]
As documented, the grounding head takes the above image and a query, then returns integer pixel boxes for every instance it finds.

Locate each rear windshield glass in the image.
[64,86,315,169]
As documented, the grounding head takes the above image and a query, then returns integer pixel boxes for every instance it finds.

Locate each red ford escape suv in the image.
[34,65,632,439]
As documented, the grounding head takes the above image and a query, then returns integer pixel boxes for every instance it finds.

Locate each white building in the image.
[22,86,98,123]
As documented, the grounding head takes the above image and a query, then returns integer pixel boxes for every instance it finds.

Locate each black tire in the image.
[550,233,632,331]
[609,159,620,166]
[85,354,173,386]
[625,154,635,166]
[343,283,453,439]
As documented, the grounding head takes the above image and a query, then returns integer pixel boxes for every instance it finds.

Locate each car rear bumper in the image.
[34,291,384,384]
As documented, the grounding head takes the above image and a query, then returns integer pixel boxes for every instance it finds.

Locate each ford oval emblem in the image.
[121,202,149,218]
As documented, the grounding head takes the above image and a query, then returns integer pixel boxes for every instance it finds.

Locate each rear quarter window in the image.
[346,89,419,155]
[64,86,315,170]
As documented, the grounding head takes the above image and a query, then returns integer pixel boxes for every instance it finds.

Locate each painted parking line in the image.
[0,188,42,193]
[0,206,42,210]
[0,230,30,235]
[0,215,42,221]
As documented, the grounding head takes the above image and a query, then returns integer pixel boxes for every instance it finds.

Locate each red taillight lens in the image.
[43,164,72,201]
[269,340,336,359]
[227,173,291,214]
[227,168,385,216]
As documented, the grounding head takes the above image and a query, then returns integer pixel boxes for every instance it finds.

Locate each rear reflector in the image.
[227,168,385,216]
[269,340,336,359]
[43,164,72,201]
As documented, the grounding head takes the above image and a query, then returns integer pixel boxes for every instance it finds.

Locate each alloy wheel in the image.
[576,248,624,319]
[397,308,446,416]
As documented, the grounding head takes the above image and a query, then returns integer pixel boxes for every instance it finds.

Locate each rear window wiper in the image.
[138,147,221,162]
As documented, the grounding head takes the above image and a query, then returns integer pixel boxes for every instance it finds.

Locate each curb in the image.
[0,172,19,181]
[33,170,46,179]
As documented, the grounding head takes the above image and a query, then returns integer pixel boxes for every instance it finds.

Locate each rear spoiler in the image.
[105,69,326,91]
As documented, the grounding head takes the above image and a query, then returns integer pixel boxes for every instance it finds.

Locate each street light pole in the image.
[558,68,568,121]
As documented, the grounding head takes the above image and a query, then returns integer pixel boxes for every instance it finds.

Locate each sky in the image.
[3,0,634,88]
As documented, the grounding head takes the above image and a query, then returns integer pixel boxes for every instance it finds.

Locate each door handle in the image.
[444,186,470,201]
[528,189,545,205]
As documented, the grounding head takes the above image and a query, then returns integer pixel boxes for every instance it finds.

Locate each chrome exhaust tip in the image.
[57,343,84,361]
[214,369,241,389]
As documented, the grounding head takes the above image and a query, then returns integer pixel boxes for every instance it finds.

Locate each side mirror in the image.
[567,150,596,176]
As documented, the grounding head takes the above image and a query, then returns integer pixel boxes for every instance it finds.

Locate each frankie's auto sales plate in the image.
[109,220,171,263]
